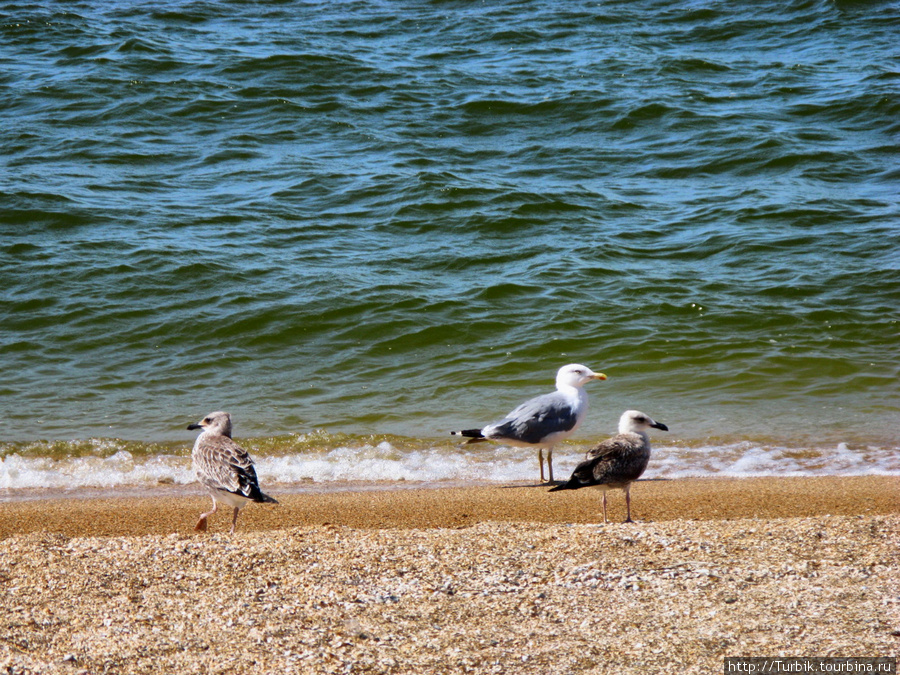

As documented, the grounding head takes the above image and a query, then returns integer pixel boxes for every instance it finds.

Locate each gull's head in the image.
[187,411,233,438]
[556,363,607,389]
[618,410,668,435]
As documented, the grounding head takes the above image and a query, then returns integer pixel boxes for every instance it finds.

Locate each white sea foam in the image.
[261,442,539,484]
[0,451,195,491]
[0,441,897,495]
[644,442,899,479]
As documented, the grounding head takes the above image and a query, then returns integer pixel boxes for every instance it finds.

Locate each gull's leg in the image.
[538,448,546,483]
[547,448,554,484]
[229,507,240,534]
[602,491,608,524]
[196,498,218,532]
[624,485,633,523]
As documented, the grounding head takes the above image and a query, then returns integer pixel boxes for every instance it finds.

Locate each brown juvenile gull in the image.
[451,364,607,484]
[549,410,668,523]
[187,411,277,533]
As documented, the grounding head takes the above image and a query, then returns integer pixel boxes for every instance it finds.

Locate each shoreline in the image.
[0,475,896,538]
[0,475,897,674]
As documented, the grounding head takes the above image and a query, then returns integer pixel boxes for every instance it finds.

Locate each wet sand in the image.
[0,476,897,674]
[0,475,896,537]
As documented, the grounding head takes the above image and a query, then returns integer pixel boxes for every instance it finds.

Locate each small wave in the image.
[645,442,899,479]
[657,56,733,75]
[611,102,678,130]
[0,451,192,491]
[0,438,895,494]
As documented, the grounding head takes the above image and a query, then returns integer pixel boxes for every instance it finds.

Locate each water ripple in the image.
[0,0,897,460]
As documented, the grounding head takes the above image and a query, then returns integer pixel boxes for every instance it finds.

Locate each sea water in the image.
[1,0,898,494]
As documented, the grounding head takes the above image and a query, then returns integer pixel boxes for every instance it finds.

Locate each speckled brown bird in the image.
[549,410,668,523]
[188,411,277,533]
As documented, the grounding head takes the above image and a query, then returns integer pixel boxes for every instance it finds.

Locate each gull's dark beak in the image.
[652,421,669,431]
[187,423,203,430]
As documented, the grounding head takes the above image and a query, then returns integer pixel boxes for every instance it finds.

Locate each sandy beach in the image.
[1,476,897,674]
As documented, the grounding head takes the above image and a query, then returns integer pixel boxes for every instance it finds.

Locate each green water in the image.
[1,0,898,466]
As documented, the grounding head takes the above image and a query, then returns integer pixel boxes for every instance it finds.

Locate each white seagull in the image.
[549,410,668,523]
[452,364,607,483]
[188,411,277,533]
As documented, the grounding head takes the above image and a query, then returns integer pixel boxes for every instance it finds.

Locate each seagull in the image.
[187,411,277,534]
[549,410,668,523]
[451,364,607,484]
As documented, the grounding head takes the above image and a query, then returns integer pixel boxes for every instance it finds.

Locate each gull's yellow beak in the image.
[593,372,608,381]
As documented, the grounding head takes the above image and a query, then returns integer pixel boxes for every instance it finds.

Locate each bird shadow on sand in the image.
[499,477,672,490]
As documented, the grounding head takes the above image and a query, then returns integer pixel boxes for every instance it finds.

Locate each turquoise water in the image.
[1,0,899,489]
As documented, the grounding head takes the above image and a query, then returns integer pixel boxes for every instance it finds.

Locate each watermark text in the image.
[724,658,896,674]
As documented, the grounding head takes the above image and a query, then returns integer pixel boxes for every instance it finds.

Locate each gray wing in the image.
[486,391,578,444]
[193,435,264,500]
